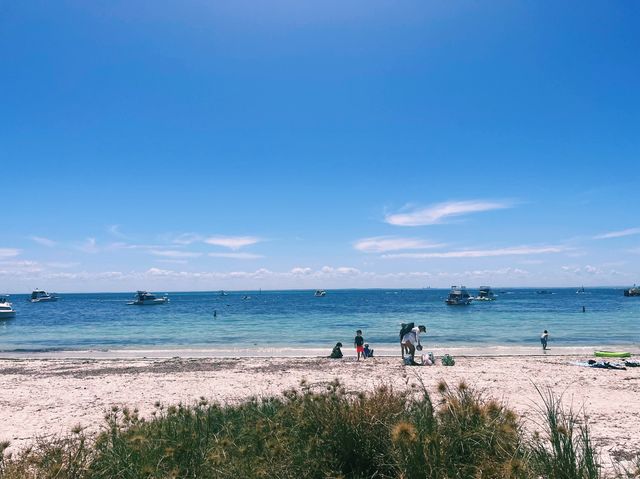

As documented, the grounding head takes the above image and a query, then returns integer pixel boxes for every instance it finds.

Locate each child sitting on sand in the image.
[329,342,343,359]
[363,344,374,358]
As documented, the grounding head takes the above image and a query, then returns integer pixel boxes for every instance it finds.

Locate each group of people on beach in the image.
[330,325,552,360]
[330,324,428,363]
[330,329,374,360]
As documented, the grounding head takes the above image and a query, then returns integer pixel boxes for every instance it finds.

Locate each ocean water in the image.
[1,288,639,356]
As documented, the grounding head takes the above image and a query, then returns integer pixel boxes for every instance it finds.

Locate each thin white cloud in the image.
[107,225,129,239]
[150,250,202,258]
[204,235,262,250]
[0,248,21,258]
[29,236,57,247]
[385,200,513,226]
[172,233,203,245]
[594,227,640,239]
[353,236,445,253]
[77,237,99,254]
[382,245,565,259]
[46,262,79,269]
[208,252,264,259]
[107,242,159,251]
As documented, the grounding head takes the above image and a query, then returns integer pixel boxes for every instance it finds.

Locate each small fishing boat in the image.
[128,291,169,305]
[475,286,496,301]
[623,285,640,297]
[30,289,58,303]
[0,296,16,319]
[445,286,472,305]
[576,286,586,294]
[314,290,327,297]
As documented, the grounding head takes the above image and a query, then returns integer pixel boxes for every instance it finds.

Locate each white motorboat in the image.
[314,290,326,297]
[445,286,472,305]
[624,285,640,297]
[475,286,496,301]
[30,289,58,303]
[128,291,169,305]
[0,296,16,319]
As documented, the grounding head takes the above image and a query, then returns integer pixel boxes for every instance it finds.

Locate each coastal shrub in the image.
[0,381,635,478]
[530,386,601,479]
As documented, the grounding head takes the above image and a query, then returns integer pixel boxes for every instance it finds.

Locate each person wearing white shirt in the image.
[402,325,426,362]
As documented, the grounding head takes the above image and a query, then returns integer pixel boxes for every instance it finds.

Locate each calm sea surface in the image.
[0,289,638,354]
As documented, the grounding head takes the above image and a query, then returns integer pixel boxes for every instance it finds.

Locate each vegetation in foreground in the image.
[1,380,638,479]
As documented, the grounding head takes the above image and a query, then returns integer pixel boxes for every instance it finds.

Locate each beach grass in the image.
[0,380,635,478]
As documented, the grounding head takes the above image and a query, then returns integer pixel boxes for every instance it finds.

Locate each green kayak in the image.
[594,351,631,358]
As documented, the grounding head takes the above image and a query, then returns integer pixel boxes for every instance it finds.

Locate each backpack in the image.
[441,354,455,366]
[399,322,415,341]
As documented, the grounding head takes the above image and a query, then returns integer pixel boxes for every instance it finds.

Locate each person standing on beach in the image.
[354,330,365,361]
[540,330,549,350]
[402,325,426,363]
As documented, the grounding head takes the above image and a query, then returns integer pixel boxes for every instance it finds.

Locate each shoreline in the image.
[0,344,638,359]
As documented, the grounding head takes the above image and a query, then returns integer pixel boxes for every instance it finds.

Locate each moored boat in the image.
[623,285,640,297]
[0,296,16,319]
[475,286,496,301]
[30,289,58,303]
[128,291,169,305]
[445,286,472,305]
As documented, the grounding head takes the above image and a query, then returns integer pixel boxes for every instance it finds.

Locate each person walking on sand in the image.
[540,330,549,350]
[402,325,426,363]
[354,330,365,361]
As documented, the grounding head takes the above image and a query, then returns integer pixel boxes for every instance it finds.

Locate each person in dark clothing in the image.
[329,342,343,359]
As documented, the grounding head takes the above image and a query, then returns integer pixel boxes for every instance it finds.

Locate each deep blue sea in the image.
[0,289,638,354]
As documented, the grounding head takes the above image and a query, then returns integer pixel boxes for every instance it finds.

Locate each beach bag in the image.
[441,354,455,366]
[400,322,414,341]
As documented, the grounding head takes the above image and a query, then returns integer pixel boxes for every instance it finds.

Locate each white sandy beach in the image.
[1,353,639,471]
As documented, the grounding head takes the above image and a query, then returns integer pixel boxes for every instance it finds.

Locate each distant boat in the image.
[536,290,553,295]
[220,290,228,296]
[576,286,586,294]
[445,286,472,305]
[128,291,169,305]
[475,286,496,301]
[314,290,327,297]
[0,296,16,319]
[30,289,58,303]
[624,285,640,297]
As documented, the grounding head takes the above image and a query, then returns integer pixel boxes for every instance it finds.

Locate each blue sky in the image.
[1,1,639,292]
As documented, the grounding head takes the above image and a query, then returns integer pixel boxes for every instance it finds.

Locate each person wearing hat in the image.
[401,325,426,363]
[329,342,343,359]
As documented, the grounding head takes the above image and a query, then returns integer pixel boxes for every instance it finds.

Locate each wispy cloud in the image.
[385,200,513,226]
[172,233,263,250]
[594,227,640,239]
[107,225,129,240]
[382,245,565,259]
[172,233,203,245]
[77,238,100,254]
[29,236,57,247]
[150,250,203,258]
[204,235,262,250]
[208,252,264,259]
[353,236,445,253]
[0,248,21,258]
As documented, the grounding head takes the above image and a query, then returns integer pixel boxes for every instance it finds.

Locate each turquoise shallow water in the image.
[0,289,638,353]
